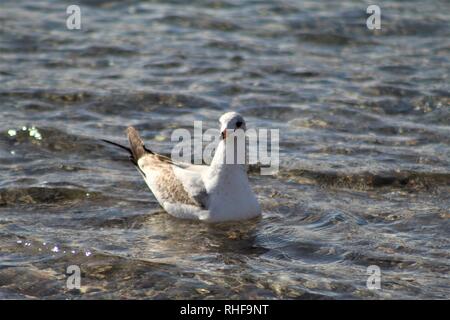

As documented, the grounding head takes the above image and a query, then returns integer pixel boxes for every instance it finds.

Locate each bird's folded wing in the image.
[138,154,208,209]
[172,165,209,208]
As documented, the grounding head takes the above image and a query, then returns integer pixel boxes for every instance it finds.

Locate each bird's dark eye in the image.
[236,121,243,128]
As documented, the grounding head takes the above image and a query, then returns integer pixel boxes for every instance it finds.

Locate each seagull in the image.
[103,112,261,222]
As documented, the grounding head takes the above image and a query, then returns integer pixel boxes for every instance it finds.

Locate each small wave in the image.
[280,169,450,191]
[0,187,98,206]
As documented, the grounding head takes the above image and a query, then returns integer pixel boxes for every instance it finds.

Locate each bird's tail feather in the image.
[101,139,132,154]
[102,128,153,178]
[126,127,147,162]
[101,138,138,165]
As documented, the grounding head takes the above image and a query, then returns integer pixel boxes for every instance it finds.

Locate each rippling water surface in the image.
[0,0,449,299]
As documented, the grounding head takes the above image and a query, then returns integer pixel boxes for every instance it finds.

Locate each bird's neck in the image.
[209,139,247,175]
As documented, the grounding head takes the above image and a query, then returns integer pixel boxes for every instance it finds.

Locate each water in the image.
[0,0,449,299]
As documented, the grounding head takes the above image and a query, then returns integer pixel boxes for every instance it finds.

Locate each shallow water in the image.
[0,0,449,299]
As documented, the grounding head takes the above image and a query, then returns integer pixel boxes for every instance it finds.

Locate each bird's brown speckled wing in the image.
[127,126,208,208]
[138,154,208,208]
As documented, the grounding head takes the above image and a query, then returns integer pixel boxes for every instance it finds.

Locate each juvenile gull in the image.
[103,112,261,222]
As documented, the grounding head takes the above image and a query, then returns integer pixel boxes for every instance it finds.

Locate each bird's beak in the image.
[221,129,227,140]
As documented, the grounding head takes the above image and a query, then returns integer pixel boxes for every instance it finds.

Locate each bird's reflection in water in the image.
[122,211,267,267]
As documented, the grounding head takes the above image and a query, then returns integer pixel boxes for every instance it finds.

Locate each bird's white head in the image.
[219,112,246,139]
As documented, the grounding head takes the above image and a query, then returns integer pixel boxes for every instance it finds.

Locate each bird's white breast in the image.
[203,165,261,222]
